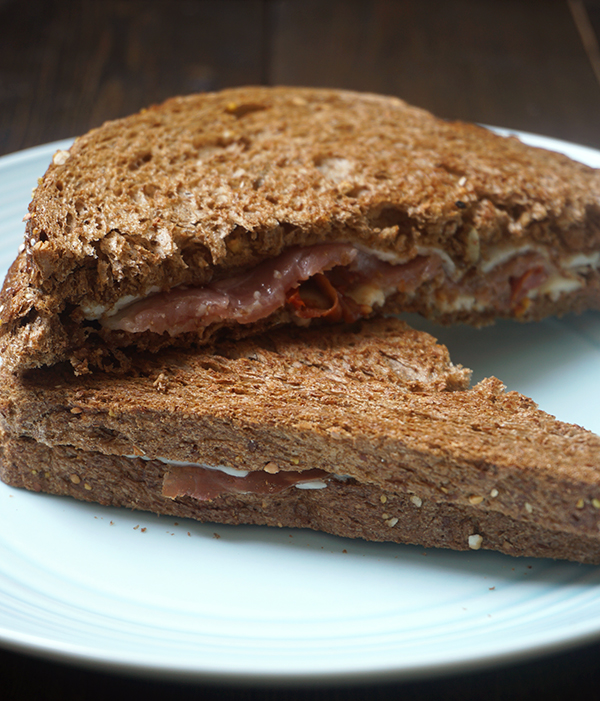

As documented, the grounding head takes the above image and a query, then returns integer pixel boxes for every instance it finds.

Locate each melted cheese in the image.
[480,244,546,274]
[81,287,160,320]
[529,273,583,300]
[563,252,600,270]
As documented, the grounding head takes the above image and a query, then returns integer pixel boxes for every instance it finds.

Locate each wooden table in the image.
[1,1,600,698]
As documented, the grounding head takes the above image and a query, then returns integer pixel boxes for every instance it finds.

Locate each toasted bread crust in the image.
[1,318,600,552]
[1,86,600,371]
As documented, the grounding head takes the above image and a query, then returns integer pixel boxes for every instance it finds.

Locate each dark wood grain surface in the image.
[1,1,600,699]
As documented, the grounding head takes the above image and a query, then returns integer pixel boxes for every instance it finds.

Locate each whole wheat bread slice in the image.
[2,317,600,563]
[3,436,599,564]
[1,86,599,373]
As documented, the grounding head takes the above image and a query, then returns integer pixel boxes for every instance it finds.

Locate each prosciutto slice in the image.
[104,243,358,335]
[102,243,444,336]
[162,464,330,501]
[99,238,556,335]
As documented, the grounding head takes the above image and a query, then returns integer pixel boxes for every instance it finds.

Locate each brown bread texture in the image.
[0,86,599,373]
[3,437,600,564]
[2,317,600,563]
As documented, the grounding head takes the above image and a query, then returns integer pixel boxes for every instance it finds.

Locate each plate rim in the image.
[0,130,600,685]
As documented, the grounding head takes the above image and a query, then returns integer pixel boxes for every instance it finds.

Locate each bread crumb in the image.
[294,420,315,431]
[153,373,169,392]
[52,149,70,165]
[468,534,483,550]
[465,227,480,264]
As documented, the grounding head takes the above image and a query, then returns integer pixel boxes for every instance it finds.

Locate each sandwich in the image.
[0,86,599,374]
[2,317,600,564]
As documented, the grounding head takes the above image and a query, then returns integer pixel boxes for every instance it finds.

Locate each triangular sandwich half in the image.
[2,317,600,564]
[1,86,599,373]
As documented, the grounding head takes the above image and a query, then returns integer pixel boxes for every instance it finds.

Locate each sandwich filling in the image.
[89,242,593,335]
[98,243,442,334]
[160,460,334,501]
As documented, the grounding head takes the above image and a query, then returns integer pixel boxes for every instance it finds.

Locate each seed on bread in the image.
[468,534,483,550]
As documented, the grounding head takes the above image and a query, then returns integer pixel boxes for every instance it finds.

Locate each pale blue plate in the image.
[0,134,599,684]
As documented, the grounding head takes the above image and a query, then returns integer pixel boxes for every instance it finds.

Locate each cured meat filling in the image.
[102,243,442,335]
[443,251,551,313]
[99,242,558,336]
[162,464,331,501]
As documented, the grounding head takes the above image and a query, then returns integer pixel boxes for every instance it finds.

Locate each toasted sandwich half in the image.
[2,317,600,564]
[1,86,599,373]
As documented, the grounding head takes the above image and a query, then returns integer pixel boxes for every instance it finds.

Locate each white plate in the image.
[1,133,600,685]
